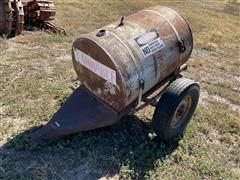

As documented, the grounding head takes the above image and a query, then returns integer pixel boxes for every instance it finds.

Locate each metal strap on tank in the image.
[107,30,144,105]
[143,9,184,74]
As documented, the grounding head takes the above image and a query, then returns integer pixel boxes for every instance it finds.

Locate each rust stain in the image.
[73,6,193,111]
[0,0,65,37]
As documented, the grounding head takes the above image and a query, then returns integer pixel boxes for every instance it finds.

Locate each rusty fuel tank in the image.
[72,6,193,112]
[28,5,194,143]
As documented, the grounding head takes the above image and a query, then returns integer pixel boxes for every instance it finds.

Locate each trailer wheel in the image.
[152,78,200,142]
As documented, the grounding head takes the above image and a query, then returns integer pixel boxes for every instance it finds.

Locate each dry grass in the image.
[0,0,240,179]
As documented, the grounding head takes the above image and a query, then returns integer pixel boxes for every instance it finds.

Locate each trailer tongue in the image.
[28,6,200,143]
[28,86,120,142]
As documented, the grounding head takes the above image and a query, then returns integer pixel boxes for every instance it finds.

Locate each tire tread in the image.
[152,78,200,142]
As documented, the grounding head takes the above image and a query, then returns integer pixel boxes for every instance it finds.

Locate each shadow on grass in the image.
[0,116,180,179]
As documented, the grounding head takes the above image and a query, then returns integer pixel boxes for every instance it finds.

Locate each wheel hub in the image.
[171,95,192,127]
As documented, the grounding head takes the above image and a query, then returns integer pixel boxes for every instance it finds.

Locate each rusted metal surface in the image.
[72,6,193,111]
[27,86,120,142]
[0,0,24,37]
[27,6,194,142]
[0,0,11,35]
[23,0,55,24]
[24,0,65,34]
[23,0,56,21]
[0,0,65,37]
[12,0,25,35]
[42,21,66,35]
[28,64,188,142]
[120,64,187,116]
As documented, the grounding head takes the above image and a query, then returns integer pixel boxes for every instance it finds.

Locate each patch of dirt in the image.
[184,84,240,115]
[184,48,240,114]
[183,1,240,16]
[65,162,119,180]
[0,39,8,52]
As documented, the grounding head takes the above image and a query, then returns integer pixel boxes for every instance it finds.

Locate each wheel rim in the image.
[171,95,192,127]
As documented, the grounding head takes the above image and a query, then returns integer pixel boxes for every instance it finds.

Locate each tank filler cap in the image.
[96,29,106,37]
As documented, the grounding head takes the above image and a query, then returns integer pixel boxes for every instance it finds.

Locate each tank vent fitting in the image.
[96,29,106,37]
[115,16,125,29]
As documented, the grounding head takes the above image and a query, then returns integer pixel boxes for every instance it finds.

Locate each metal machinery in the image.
[0,0,24,37]
[0,0,65,37]
[28,6,200,143]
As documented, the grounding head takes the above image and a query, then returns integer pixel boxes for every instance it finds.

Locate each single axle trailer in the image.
[27,5,200,143]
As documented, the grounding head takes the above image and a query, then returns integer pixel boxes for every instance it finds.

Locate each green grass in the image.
[0,0,240,179]
[205,84,240,105]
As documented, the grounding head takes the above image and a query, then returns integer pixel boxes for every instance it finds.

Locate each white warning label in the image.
[74,49,117,85]
[135,31,165,58]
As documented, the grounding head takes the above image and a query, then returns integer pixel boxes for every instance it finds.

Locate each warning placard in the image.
[74,49,117,85]
[135,31,165,58]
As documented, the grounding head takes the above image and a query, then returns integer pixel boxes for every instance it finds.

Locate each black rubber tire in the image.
[152,78,200,142]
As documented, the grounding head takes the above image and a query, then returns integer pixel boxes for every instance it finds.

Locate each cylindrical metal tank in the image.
[72,6,193,111]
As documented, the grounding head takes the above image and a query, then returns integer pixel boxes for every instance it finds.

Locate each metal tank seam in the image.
[107,30,147,105]
[171,7,194,58]
[124,20,163,87]
[106,31,143,78]
[143,9,183,74]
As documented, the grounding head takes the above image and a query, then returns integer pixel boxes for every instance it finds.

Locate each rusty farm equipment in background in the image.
[0,0,24,37]
[28,6,200,143]
[23,0,66,34]
[0,0,65,37]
